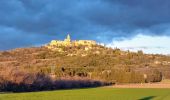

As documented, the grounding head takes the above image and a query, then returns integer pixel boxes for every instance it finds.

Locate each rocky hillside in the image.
[0,44,170,83]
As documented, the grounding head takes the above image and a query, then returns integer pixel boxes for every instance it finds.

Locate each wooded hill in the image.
[0,44,170,84]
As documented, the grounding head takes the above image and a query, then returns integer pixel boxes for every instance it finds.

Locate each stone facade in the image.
[73,40,96,46]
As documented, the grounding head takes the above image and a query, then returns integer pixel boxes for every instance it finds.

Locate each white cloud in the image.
[107,34,170,55]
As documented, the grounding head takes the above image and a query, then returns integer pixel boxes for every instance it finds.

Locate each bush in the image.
[0,70,107,92]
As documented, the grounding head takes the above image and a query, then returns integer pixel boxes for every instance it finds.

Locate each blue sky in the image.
[0,0,170,54]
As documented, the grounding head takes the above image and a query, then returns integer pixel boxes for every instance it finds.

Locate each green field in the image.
[0,88,170,100]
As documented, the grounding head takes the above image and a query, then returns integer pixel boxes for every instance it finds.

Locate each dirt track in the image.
[107,80,170,88]
[111,83,170,88]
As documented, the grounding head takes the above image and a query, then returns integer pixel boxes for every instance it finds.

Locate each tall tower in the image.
[64,34,71,46]
[66,34,71,42]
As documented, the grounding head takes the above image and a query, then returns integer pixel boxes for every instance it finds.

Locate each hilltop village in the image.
[46,34,97,51]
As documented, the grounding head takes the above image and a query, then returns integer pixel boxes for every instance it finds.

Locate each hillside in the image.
[0,34,170,90]
[0,42,170,84]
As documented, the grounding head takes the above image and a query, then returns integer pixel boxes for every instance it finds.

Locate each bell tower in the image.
[66,34,71,42]
[64,34,71,46]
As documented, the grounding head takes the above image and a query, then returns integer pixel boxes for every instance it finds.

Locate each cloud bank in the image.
[107,34,170,54]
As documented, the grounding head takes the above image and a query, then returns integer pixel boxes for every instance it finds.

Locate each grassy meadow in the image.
[0,88,170,100]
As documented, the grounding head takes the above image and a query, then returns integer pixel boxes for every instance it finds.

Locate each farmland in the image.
[1,87,170,100]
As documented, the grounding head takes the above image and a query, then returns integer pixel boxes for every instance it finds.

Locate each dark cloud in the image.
[0,0,170,50]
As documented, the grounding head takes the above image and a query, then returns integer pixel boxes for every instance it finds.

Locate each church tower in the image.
[64,34,71,46]
[66,34,71,42]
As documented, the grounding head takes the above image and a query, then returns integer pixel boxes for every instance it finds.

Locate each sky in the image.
[0,0,170,54]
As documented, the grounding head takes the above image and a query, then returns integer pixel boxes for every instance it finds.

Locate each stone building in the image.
[49,34,71,47]
[73,40,96,46]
